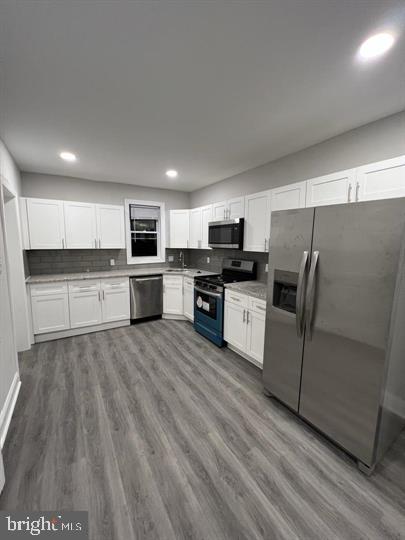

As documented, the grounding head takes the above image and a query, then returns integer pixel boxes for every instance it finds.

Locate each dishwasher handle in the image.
[133,276,162,282]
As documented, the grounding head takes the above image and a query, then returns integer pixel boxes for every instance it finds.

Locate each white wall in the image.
[0,140,31,352]
[190,111,405,207]
[21,172,190,235]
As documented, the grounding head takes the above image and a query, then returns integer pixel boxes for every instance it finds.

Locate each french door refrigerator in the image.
[263,198,405,473]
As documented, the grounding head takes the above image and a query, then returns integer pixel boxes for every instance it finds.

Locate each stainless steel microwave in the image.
[208,218,244,249]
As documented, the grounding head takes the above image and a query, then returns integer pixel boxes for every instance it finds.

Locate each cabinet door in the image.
[31,294,70,334]
[189,208,202,249]
[212,201,227,221]
[244,190,271,252]
[183,278,194,321]
[357,155,405,202]
[170,210,190,248]
[306,169,356,207]
[96,204,125,248]
[26,198,65,249]
[271,181,307,211]
[228,196,245,218]
[101,279,130,322]
[246,309,265,365]
[69,284,102,328]
[201,205,212,249]
[64,202,97,249]
[224,301,247,351]
[163,276,183,315]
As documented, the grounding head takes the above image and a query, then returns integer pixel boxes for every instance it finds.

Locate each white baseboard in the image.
[227,343,263,370]
[0,371,21,449]
[34,320,130,343]
[162,314,187,320]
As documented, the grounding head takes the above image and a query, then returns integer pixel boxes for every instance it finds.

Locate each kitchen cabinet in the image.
[163,275,184,315]
[68,280,102,328]
[306,169,356,207]
[183,277,194,321]
[201,204,213,249]
[357,155,405,202]
[26,198,65,249]
[30,282,70,334]
[244,190,271,252]
[224,290,266,366]
[189,207,202,249]
[101,277,130,322]
[96,204,125,248]
[64,201,97,249]
[271,181,307,211]
[170,210,190,248]
[212,197,244,220]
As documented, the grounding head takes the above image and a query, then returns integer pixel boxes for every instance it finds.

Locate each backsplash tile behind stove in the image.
[187,249,268,282]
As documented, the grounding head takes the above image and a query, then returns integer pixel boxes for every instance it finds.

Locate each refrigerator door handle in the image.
[296,250,309,338]
[305,250,319,341]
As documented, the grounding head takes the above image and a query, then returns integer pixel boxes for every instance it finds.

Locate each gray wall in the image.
[21,172,190,234]
[190,111,405,207]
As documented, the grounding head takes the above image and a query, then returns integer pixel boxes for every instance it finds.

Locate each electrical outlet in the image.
[110,259,115,266]
[265,263,268,272]
[207,256,210,264]
[168,255,174,262]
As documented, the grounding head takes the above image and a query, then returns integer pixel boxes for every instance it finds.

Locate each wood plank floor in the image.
[1,319,405,539]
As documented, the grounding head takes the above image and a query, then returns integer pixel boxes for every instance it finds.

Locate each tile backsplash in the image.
[26,247,267,281]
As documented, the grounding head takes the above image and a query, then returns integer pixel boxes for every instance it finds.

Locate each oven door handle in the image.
[194,286,222,298]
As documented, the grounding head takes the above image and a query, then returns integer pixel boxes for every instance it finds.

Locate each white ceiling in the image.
[1,0,405,192]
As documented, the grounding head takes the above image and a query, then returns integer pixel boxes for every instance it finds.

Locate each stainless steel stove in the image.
[194,259,257,346]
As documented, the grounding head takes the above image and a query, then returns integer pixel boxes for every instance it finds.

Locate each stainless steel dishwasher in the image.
[130,275,163,320]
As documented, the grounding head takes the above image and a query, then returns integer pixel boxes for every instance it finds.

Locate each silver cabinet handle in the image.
[243,309,246,322]
[305,251,319,341]
[348,183,352,203]
[102,290,105,300]
[94,238,97,248]
[355,181,360,202]
[246,310,250,324]
[296,250,309,338]
[98,290,101,301]
[98,239,101,248]
[264,238,267,251]
[229,295,240,302]
[62,238,65,249]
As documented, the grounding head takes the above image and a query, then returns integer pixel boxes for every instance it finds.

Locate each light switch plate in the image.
[207,257,210,263]
[265,263,268,272]
[110,259,115,266]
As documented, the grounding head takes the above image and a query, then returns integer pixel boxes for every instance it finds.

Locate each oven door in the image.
[208,220,243,249]
[194,285,224,346]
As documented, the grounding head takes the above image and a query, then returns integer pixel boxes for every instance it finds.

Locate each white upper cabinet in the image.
[271,181,307,211]
[170,210,190,248]
[201,204,212,249]
[244,190,271,252]
[64,201,97,249]
[227,196,245,219]
[96,204,125,248]
[306,169,356,207]
[189,207,202,249]
[357,155,405,202]
[27,198,65,249]
[212,201,227,221]
[212,197,244,220]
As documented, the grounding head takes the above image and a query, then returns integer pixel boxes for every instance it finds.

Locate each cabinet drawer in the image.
[225,289,248,307]
[101,277,129,290]
[69,279,100,293]
[183,277,194,288]
[30,281,68,297]
[249,296,267,314]
[163,275,183,285]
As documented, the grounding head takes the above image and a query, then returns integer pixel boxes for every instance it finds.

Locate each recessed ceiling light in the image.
[59,151,77,162]
[166,169,178,179]
[358,33,395,61]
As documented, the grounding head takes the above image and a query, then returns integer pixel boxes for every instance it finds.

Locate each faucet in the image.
[179,250,184,269]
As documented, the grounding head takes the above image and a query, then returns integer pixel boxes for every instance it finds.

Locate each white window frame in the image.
[125,199,166,265]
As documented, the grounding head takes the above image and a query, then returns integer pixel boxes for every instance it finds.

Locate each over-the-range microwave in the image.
[208,218,244,249]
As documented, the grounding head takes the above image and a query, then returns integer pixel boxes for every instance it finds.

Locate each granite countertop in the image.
[224,280,267,301]
[26,267,218,284]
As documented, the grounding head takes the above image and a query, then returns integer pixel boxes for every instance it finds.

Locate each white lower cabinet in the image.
[163,275,184,316]
[224,290,266,367]
[30,282,70,334]
[183,277,194,321]
[69,280,102,328]
[101,278,130,322]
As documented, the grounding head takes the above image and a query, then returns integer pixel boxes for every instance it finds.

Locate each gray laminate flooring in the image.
[1,319,404,539]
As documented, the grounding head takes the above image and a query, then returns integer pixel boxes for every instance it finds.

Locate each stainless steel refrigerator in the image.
[263,198,405,473]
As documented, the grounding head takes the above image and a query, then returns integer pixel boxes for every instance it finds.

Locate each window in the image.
[125,200,166,264]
